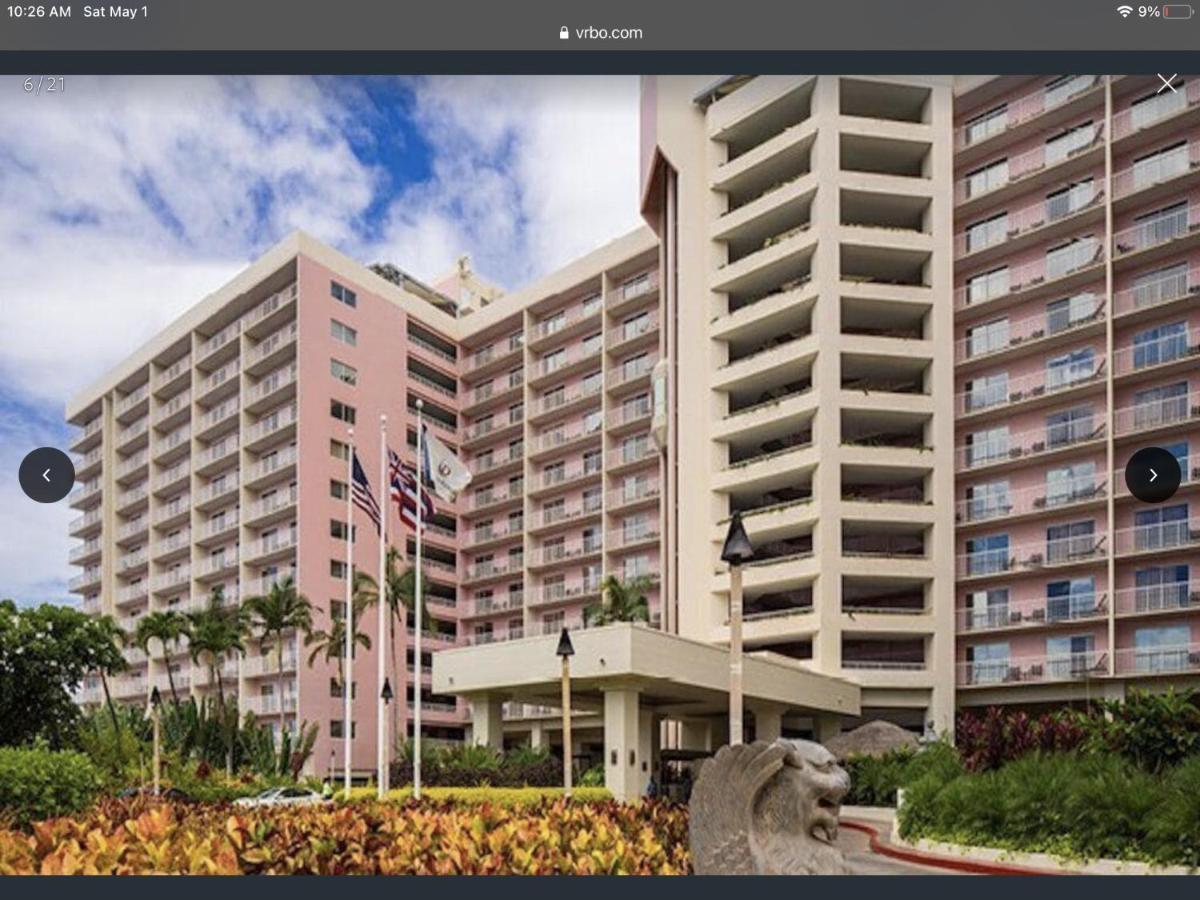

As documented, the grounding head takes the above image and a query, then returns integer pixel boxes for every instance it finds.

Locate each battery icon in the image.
[1164,4,1194,17]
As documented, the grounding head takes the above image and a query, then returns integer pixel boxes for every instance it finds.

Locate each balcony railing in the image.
[465,484,522,513]
[955,122,1104,204]
[243,694,298,715]
[116,383,149,417]
[955,297,1105,364]
[1113,141,1200,199]
[607,355,657,388]
[197,476,239,505]
[528,579,603,607]
[957,592,1107,632]
[1114,392,1200,436]
[201,363,238,396]
[199,398,239,432]
[954,183,1104,258]
[242,653,298,677]
[535,419,602,453]
[198,322,240,360]
[1115,518,1200,556]
[117,418,149,447]
[70,508,103,535]
[1114,643,1200,676]
[608,480,660,508]
[152,567,191,592]
[957,356,1105,416]
[608,400,652,429]
[536,381,602,416]
[469,444,524,476]
[155,355,191,387]
[533,301,602,340]
[467,519,525,547]
[245,529,298,559]
[153,495,190,524]
[1112,80,1200,140]
[248,321,298,365]
[955,76,1100,150]
[958,533,1107,577]
[463,333,524,374]
[244,283,297,328]
[537,342,601,378]
[957,649,1108,686]
[607,524,660,550]
[607,312,658,348]
[1112,205,1199,257]
[247,364,297,405]
[463,559,522,581]
[1113,265,1200,316]
[470,593,525,616]
[1115,581,1200,616]
[1113,330,1200,376]
[607,271,660,307]
[957,476,1106,524]
[246,487,297,521]
[530,539,602,566]
[245,404,298,443]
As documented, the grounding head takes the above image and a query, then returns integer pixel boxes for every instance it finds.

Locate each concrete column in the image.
[469,694,504,750]
[603,688,642,802]
[638,709,655,786]
[752,704,784,743]
[813,712,842,745]
[529,722,549,750]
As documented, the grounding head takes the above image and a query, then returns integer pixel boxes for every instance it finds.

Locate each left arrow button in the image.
[19,447,75,504]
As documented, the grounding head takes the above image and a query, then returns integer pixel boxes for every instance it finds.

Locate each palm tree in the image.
[358,546,433,687]
[585,575,652,626]
[244,576,313,737]
[91,615,128,736]
[133,610,190,705]
[186,587,245,709]
[304,595,372,689]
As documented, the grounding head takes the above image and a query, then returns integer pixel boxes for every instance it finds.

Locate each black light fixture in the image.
[555,627,575,659]
[720,511,755,565]
[380,677,393,704]
[150,686,162,709]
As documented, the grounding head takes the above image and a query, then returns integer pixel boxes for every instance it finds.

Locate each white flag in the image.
[420,424,472,501]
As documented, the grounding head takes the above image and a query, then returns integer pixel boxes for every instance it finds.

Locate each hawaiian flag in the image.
[351,452,381,533]
[388,448,434,533]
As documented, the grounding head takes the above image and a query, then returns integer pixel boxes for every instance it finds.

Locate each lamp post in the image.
[555,628,575,797]
[720,512,754,745]
[379,678,393,800]
[149,686,162,795]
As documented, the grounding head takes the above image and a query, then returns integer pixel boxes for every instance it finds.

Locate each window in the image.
[543,461,565,485]
[542,386,565,409]
[543,310,566,335]
[1046,520,1096,563]
[1130,84,1188,130]
[1132,381,1188,429]
[1134,565,1190,612]
[1044,120,1095,164]
[964,159,1008,199]
[583,410,603,433]
[329,678,357,698]
[965,318,1009,358]
[968,641,1010,684]
[965,426,1010,467]
[582,332,602,355]
[331,319,357,346]
[1044,75,1095,107]
[1047,577,1096,622]
[331,400,356,424]
[1045,634,1096,678]
[1130,262,1189,310]
[964,213,1007,253]
[1045,179,1094,221]
[963,105,1007,145]
[966,588,1009,630]
[966,534,1009,576]
[1045,406,1095,448]
[1133,626,1192,673]
[582,293,603,317]
[1045,235,1097,279]
[330,479,348,500]
[1046,461,1095,506]
[1046,292,1097,334]
[330,439,350,461]
[331,281,357,308]
[1045,346,1095,389]
[965,372,1008,411]
[541,348,565,373]
[583,449,602,474]
[622,434,650,464]
[622,311,651,340]
[623,554,652,580]
[582,487,602,512]
[621,272,652,299]
[965,266,1009,304]
[582,370,603,394]
[330,560,348,579]
[329,720,357,739]
[1134,503,1189,551]
[1128,202,1188,251]
[330,519,351,541]
[966,480,1010,521]
[1132,321,1188,370]
[331,359,358,385]
[1132,142,1188,191]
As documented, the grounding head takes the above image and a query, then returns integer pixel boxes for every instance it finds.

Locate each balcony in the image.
[197,397,240,439]
[957,475,1107,526]
[468,443,524,478]
[956,356,1105,418]
[1115,644,1200,677]
[462,558,522,584]
[465,592,525,617]
[196,475,239,508]
[605,270,660,315]
[1115,581,1200,617]
[957,649,1108,687]
[242,569,297,598]
[529,537,602,568]
[1115,518,1200,557]
[954,123,1104,207]
[409,330,458,366]
[197,321,240,364]
[532,500,601,533]
[195,552,238,580]
[116,582,149,606]
[244,528,298,562]
[116,417,149,451]
[462,408,522,446]
[247,320,298,370]
[953,182,1104,261]
[152,567,190,593]
[198,362,239,402]
[70,478,103,509]
[955,298,1105,366]
[1113,141,1200,202]
[245,404,297,448]
[196,511,239,544]
[527,578,603,608]
[246,364,297,412]
[118,548,149,574]
[531,380,602,422]
[153,495,190,527]
[1112,205,1200,260]
[155,529,192,559]
[531,342,602,386]
[607,479,661,511]
[529,299,603,347]
[1114,392,1200,438]
[154,425,191,464]
[154,355,192,395]
[607,398,652,431]
[69,539,101,565]
[957,591,1108,633]
[606,312,658,354]
[955,242,1104,313]
[241,651,298,678]
[606,355,657,392]
[115,449,149,483]
[117,484,149,513]
[1113,331,1200,379]
[957,421,1106,473]
[243,694,298,715]
[115,383,150,421]
[1112,79,1200,141]
[958,533,1107,579]
[1114,265,1200,318]
[117,517,148,542]
[153,461,190,494]
[245,486,297,525]
[462,369,524,414]
[71,417,103,453]
[955,76,1101,152]
[74,446,103,479]
[463,333,524,378]
[464,483,523,515]
[69,508,103,537]
[464,518,525,550]
[532,419,603,457]
[607,523,659,551]
[243,283,297,332]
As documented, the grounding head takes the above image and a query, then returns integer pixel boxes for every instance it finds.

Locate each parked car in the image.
[233,786,329,808]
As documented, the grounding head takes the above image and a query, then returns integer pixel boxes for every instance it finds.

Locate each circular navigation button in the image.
[19,447,76,504]
[1124,446,1182,504]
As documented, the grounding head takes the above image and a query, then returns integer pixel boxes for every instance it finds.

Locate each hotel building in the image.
[68,73,1200,792]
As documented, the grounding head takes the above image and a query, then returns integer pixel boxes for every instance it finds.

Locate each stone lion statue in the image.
[689,739,851,875]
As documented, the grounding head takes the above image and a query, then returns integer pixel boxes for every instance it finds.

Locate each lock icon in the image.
[559,25,570,39]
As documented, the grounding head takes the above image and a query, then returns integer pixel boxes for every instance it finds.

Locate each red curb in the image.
[841,819,1071,876]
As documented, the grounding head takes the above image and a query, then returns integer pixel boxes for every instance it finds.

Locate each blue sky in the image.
[0,75,641,607]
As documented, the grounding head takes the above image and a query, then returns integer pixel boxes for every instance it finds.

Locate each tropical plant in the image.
[358,547,433,693]
[1079,687,1200,774]
[89,614,129,737]
[185,588,245,709]
[238,715,319,779]
[132,610,191,705]
[585,575,652,626]
[303,594,372,685]
[0,600,128,748]
[243,576,313,735]
[0,745,101,828]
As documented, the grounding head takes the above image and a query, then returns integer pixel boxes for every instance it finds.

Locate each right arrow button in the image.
[1126,447,1181,504]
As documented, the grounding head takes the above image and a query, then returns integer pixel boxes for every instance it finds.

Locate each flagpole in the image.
[343,428,354,800]
[414,400,424,801]
[377,414,389,800]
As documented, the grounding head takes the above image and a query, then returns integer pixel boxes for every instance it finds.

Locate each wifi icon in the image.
[1117,4,1134,15]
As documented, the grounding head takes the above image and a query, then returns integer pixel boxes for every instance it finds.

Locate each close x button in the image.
[1124,446,1182,504]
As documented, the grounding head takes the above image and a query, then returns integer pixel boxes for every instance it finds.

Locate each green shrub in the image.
[344,785,613,805]
[1082,688,1200,774]
[0,745,101,827]
[1145,754,1200,868]
[845,741,961,807]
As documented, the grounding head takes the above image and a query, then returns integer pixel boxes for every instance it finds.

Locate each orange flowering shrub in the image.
[0,796,691,875]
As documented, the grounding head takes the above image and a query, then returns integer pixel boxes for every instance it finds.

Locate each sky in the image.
[0,75,643,607]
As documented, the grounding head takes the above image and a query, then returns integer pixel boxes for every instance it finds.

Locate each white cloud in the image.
[0,75,642,604]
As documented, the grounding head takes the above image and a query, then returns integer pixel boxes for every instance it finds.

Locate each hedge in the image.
[0,746,101,828]
[898,751,1200,868]
[843,742,961,807]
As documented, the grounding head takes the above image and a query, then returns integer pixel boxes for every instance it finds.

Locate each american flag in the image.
[388,447,435,533]
[351,452,381,533]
